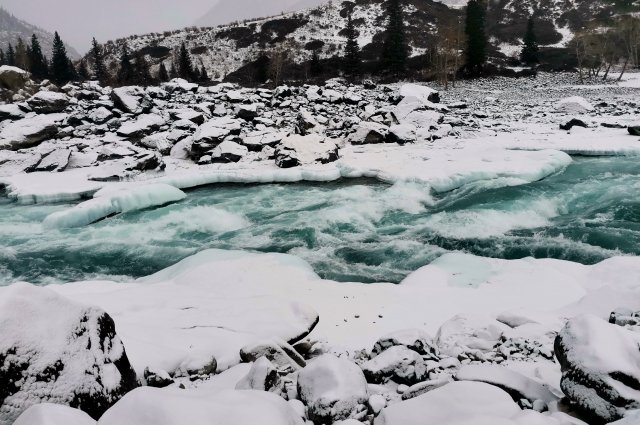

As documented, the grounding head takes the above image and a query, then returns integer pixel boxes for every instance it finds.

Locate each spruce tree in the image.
[520,17,539,65]
[177,43,194,81]
[254,54,270,84]
[91,37,109,84]
[169,62,178,79]
[199,65,209,82]
[6,43,15,66]
[464,0,488,75]
[116,42,134,85]
[15,38,29,70]
[310,50,323,77]
[77,59,91,81]
[381,0,408,74]
[158,62,169,82]
[133,55,153,86]
[344,9,362,77]
[50,32,74,85]
[29,34,48,80]
[0,49,5,66]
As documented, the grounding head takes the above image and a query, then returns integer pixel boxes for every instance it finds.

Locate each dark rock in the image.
[27,92,70,114]
[628,126,640,136]
[240,339,306,373]
[143,368,174,388]
[560,118,589,131]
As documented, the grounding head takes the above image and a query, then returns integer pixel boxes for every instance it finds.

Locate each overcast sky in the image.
[2,0,216,53]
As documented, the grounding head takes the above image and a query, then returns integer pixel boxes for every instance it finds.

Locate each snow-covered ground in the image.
[1,71,640,424]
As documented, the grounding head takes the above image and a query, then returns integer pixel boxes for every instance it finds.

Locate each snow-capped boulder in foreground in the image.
[0,283,138,424]
[275,134,339,168]
[554,96,594,114]
[375,381,553,425]
[98,388,304,425]
[0,114,60,150]
[372,329,439,360]
[0,65,29,91]
[14,404,96,425]
[297,354,369,423]
[399,84,440,104]
[554,314,640,423]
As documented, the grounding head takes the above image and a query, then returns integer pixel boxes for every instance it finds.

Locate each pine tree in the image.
[169,62,178,79]
[344,9,362,77]
[50,32,74,85]
[133,55,153,86]
[77,59,91,81]
[199,65,209,82]
[158,62,169,82]
[29,34,48,80]
[464,0,488,75]
[0,49,5,66]
[254,54,270,84]
[177,43,194,81]
[6,43,16,66]
[310,50,323,77]
[91,37,109,84]
[520,17,539,65]
[15,38,29,70]
[381,0,408,74]
[116,42,134,85]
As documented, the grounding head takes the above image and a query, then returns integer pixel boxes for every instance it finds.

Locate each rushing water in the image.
[1,156,639,285]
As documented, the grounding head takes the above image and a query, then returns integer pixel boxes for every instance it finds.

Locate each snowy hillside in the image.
[95,0,639,82]
[0,7,80,60]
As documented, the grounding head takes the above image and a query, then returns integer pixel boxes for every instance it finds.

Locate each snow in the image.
[554,97,594,114]
[43,184,186,228]
[0,114,63,150]
[45,248,640,378]
[98,388,304,425]
[14,404,96,425]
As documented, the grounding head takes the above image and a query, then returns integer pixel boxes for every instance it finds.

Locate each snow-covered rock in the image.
[0,283,138,424]
[0,103,26,121]
[33,149,71,172]
[98,388,304,425]
[111,86,151,114]
[399,84,440,104]
[0,65,29,91]
[348,122,389,145]
[275,134,339,168]
[13,404,96,425]
[0,114,60,150]
[43,184,186,228]
[27,91,71,113]
[361,346,427,385]
[241,130,285,151]
[210,140,248,163]
[372,329,439,360]
[554,314,640,423]
[235,357,281,392]
[240,339,306,373]
[117,113,165,138]
[435,314,510,357]
[297,354,369,423]
[555,96,594,114]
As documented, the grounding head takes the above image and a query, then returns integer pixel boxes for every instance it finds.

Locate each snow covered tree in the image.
[343,9,362,77]
[50,32,74,85]
[116,42,134,85]
[381,0,408,73]
[133,55,153,86]
[91,37,109,85]
[14,38,29,71]
[464,0,488,75]
[29,35,49,80]
[520,17,539,65]
[177,43,195,81]
[158,62,169,82]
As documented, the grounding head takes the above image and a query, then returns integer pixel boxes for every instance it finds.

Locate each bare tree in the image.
[434,16,463,89]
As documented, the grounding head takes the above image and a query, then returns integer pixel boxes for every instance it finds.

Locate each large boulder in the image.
[398,84,440,104]
[555,96,594,114]
[111,86,151,114]
[435,314,510,358]
[98,388,304,425]
[348,122,389,145]
[210,140,248,163]
[0,65,30,91]
[0,114,60,150]
[374,381,540,425]
[628,126,640,137]
[361,346,427,385]
[297,354,369,423]
[372,329,439,360]
[117,114,165,139]
[555,314,640,423]
[240,339,306,373]
[235,357,281,392]
[14,404,96,425]
[274,134,339,168]
[0,283,138,424]
[27,91,71,113]
[0,104,26,121]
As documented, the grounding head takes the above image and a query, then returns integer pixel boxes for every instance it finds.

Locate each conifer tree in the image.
[29,34,48,80]
[169,62,178,79]
[199,65,209,82]
[255,54,270,84]
[15,38,29,70]
[158,62,169,82]
[464,0,488,75]
[91,37,109,84]
[6,43,16,66]
[310,50,323,77]
[77,59,91,81]
[381,0,408,73]
[50,32,74,84]
[177,43,194,81]
[0,49,5,66]
[344,9,362,77]
[520,17,539,65]
[133,55,153,86]
[116,42,134,85]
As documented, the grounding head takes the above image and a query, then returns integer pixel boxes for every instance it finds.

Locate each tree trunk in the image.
[618,57,630,81]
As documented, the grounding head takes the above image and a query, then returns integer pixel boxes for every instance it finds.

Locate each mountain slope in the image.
[0,7,80,60]
[97,0,640,82]
[195,0,328,27]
